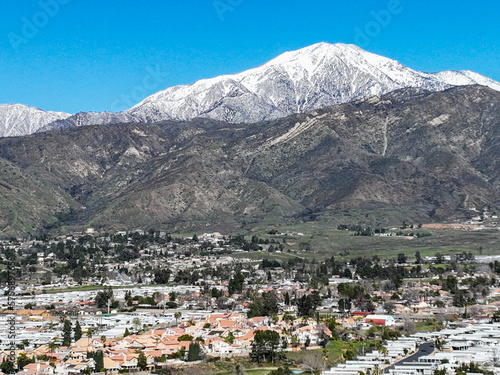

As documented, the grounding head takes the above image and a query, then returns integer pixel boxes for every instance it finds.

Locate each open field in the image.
[243,221,499,261]
[216,369,279,375]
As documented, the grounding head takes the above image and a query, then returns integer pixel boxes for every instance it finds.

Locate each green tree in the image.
[344,348,354,361]
[74,321,83,342]
[48,340,58,351]
[171,347,186,360]
[435,339,444,351]
[284,292,291,305]
[154,268,171,284]
[87,351,104,372]
[445,275,458,293]
[187,342,202,361]
[62,320,72,346]
[17,353,33,370]
[250,330,281,364]
[137,351,148,370]
[0,360,14,373]
[297,292,321,317]
[177,334,194,342]
[124,327,131,337]
[86,326,97,338]
[268,367,291,375]
[174,311,182,324]
[94,286,113,308]
[456,362,493,375]
[248,291,279,318]
[225,331,235,344]
[228,271,245,294]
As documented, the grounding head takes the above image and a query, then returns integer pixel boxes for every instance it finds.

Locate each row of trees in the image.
[62,320,82,346]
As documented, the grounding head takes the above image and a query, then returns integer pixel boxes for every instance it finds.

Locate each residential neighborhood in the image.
[0,228,500,375]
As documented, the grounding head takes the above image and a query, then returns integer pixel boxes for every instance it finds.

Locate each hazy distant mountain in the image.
[0,85,499,236]
[27,42,500,135]
[0,104,70,137]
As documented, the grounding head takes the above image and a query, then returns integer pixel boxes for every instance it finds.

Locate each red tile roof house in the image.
[20,362,54,375]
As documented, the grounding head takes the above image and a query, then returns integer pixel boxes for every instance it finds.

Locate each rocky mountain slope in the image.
[3,43,500,137]
[0,85,499,236]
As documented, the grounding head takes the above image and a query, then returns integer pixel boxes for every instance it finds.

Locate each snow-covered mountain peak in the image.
[2,42,500,136]
[125,42,480,123]
[0,104,70,137]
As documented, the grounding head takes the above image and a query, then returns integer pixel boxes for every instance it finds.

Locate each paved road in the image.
[383,341,434,374]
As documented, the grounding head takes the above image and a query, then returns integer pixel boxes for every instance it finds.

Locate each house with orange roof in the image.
[18,310,53,321]
[72,338,104,353]
[335,317,356,328]
[237,329,255,342]
[233,331,255,351]
[206,314,226,325]
[46,352,66,362]
[393,305,412,314]
[33,345,50,357]
[161,327,185,337]
[156,340,186,355]
[58,358,95,374]
[296,324,329,345]
[102,356,120,372]
[109,350,154,371]
[146,328,167,337]
[205,337,233,357]
[120,335,158,350]
[143,349,163,359]
[20,362,54,375]
[218,319,237,329]
[177,341,192,351]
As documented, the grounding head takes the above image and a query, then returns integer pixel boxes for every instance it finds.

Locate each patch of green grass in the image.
[216,370,276,375]
[249,221,499,261]
[415,321,439,332]
[285,341,350,367]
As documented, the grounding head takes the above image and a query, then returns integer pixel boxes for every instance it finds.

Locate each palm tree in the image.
[48,340,58,352]
[322,349,329,371]
[174,311,182,325]
[86,327,97,338]
[435,338,444,352]
[375,341,388,360]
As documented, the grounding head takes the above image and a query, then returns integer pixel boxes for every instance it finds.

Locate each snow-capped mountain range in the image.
[2,42,500,137]
[0,104,71,137]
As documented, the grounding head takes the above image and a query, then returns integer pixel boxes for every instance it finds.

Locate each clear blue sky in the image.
[0,0,498,113]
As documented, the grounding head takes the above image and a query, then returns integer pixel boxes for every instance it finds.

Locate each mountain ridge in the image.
[0,85,499,236]
[0,104,70,137]
[1,43,500,137]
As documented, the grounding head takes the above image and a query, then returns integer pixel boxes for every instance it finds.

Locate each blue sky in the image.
[0,0,499,113]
